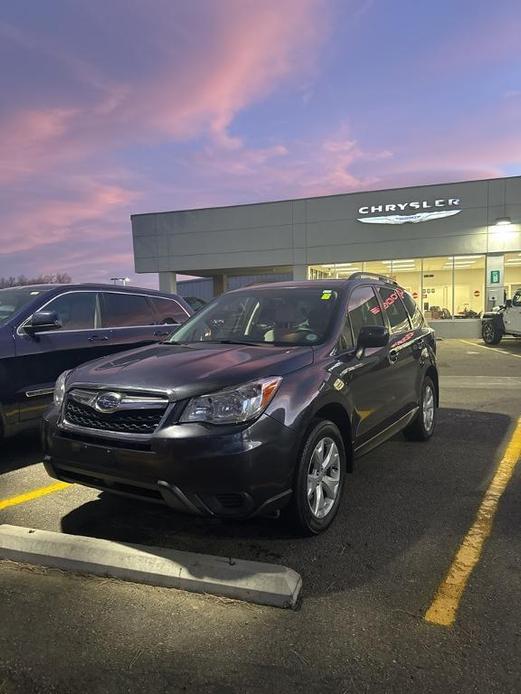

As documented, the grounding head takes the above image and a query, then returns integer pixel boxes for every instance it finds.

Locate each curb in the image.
[0,524,302,609]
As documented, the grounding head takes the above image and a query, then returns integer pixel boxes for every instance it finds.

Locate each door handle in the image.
[388,349,399,364]
[154,330,171,337]
[88,335,109,342]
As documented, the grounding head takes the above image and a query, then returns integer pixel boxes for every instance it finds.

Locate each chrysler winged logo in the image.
[357,197,461,224]
[95,391,123,413]
[358,209,462,225]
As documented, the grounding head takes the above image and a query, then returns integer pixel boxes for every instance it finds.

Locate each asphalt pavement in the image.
[1,339,521,693]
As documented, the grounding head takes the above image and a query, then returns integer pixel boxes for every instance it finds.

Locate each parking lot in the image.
[1,338,521,693]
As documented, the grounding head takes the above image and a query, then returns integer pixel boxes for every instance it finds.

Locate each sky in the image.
[1,0,520,288]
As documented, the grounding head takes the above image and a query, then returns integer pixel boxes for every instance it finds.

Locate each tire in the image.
[285,419,346,535]
[403,376,437,442]
[482,321,502,345]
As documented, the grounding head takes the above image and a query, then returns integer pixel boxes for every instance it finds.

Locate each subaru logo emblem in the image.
[95,391,122,413]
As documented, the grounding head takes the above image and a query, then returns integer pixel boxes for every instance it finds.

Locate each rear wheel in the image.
[403,376,437,441]
[482,321,502,345]
[285,419,346,535]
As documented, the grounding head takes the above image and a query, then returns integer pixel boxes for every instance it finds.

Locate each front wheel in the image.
[285,419,346,535]
[403,376,437,442]
[482,321,502,345]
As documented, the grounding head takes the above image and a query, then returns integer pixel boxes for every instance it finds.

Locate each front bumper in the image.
[42,408,298,518]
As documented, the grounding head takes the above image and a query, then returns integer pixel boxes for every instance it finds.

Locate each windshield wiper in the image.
[207,339,265,346]
[164,339,266,346]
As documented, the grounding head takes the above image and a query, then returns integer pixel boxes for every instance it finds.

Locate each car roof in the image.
[0,283,182,298]
[229,276,399,293]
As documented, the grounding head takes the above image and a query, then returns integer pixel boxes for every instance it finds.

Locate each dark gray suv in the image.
[43,274,438,534]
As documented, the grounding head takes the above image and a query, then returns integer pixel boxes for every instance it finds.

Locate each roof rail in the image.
[348,271,398,285]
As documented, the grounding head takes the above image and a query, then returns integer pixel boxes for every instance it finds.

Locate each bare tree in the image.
[0,273,72,289]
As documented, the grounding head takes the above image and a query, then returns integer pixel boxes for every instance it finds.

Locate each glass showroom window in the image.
[504,252,521,297]
[453,255,485,318]
[308,262,363,279]
[422,257,454,320]
[365,259,422,304]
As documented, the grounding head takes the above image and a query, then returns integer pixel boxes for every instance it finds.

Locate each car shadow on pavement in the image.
[1,431,41,474]
[60,407,512,599]
[488,338,521,354]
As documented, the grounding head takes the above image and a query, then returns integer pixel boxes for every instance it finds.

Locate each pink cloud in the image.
[1,0,519,287]
[1,181,138,255]
[0,0,328,182]
[0,108,80,183]
[138,1,328,142]
[0,0,330,282]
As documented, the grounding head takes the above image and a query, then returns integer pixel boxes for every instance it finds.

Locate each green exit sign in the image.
[490,270,501,284]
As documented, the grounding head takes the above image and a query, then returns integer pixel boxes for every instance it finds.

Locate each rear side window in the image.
[348,286,384,342]
[149,297,188,324]
[401,291,424,329]
[45,292,96,330]
[101,293,154,327]
[377,287,411,334]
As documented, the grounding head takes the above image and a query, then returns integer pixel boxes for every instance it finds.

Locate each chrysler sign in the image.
[357,198,461,224]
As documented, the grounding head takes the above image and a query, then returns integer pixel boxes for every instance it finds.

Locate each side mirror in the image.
[24,310,62,335]
[505,299,512,308]
[357,325,389,351]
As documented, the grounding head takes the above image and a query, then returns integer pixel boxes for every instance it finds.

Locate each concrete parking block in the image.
[0,524,302,609]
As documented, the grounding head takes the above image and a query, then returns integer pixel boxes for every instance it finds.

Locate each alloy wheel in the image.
[307,436,341,519]
[423,384,435,432]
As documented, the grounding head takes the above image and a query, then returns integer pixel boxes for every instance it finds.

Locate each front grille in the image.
[63,398,166,435]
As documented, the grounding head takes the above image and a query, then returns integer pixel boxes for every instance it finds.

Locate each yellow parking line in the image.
[460,339,521,359]
[0,481,70,511]
[425,417,521,627]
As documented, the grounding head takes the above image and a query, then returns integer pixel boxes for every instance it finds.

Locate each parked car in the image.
[182,296,207,312]
[0,283,192,438]
[482,290,521,344]
[43,274,438,534]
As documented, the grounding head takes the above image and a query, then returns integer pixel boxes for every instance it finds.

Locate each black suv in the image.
[0,284,191,438]
[42,275,438,534]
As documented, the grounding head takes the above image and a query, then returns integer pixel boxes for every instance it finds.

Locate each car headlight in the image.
[180,377,282,425]
[53,370,71,408]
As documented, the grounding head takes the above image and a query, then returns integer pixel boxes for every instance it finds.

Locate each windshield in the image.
[169,286,339,347]
[0,287,46,326]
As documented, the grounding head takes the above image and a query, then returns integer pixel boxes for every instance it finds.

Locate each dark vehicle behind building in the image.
[43,275,438,534]
[0,283,191,438]
[182,296,207,312]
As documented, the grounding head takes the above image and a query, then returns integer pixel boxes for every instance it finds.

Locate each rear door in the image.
[332,285,393,444]
[14,290,112,423]
[99,291,169,352]
[147,296,191,339]
[376,285,418,418]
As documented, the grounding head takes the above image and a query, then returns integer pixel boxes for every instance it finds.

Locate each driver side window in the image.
[348,286,384,343]
[44,292,97,330]
[512,291,521,307]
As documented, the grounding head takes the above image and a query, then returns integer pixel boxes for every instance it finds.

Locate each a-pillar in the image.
[158,272,177,294]
[213,274,228,296]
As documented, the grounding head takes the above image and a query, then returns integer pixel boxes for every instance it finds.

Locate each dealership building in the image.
[131,175,521,337]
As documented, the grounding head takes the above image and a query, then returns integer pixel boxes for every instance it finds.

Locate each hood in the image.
[68,342,313,399]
